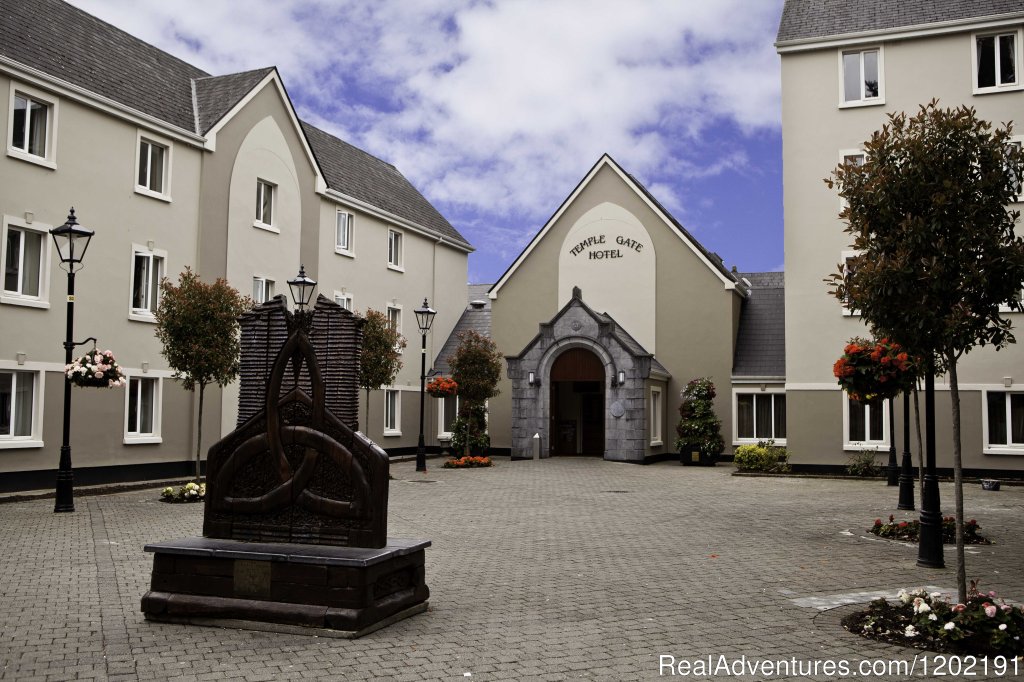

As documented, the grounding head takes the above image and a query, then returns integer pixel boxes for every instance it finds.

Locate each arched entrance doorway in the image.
[549,347,604,456]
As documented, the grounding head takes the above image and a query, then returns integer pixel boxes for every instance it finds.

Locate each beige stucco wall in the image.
[0,74,202,471]
[781,27,1024,470]
[490,162,741,455]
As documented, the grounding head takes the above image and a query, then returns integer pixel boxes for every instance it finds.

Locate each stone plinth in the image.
[141,537,430,638]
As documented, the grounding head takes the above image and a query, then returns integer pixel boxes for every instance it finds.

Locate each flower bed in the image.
[843,585,1024,656]
[443,456,492,469]
[869,515,990,544]
[160,482,205,502]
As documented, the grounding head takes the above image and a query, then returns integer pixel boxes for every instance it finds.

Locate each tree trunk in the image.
[947,350,967,604]
[914,384,924,500]
[195,382,205,483]
[464,404,473,457]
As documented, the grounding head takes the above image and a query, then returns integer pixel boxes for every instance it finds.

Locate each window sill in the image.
[128,310,158,323]
[123,436,162,445]
[843,443,889,452]
[0,294,49,309]
[253,220,280,234]
[983,446,1024,455]
[838,99,885,110]
[842,308,860,317]
[650,440,663,447]
[0,439,43,449]
[438,434,453,441]
[383,430,402,438]
[733,439,788,446]
[335,248,355,258]
[387,263,405,273]
[134,186,172,203]
[973,84,1024,96]
[6,149,56,170]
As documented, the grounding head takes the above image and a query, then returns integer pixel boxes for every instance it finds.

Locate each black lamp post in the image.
[898,390,916,510]
[287,264,317,313]
[413,298,436,472]
[50,208,94,513]
[917,361,944,567]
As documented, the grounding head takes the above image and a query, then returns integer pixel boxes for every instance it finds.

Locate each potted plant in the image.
[65,348,127,388]
[675,377,724,466]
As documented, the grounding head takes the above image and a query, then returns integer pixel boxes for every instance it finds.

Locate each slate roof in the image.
[777,0,1024,45]
[302,122,469,247]
[732,272,786,378]
[194,68,275,134]
[432,285,493,375]
[0,0,469,246]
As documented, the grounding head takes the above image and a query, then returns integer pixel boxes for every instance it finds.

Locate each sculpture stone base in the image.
[141,537,429,638]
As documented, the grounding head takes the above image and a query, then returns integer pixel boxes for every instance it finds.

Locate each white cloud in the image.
[70,0,783,276]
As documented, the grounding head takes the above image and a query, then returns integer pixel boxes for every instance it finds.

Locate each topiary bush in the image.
[675,377,724,463]
[733,440,790,473]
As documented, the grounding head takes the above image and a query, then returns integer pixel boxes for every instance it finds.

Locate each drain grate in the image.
[603,490,631,493]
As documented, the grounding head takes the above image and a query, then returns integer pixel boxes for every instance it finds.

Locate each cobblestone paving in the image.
[1,459,1022,681]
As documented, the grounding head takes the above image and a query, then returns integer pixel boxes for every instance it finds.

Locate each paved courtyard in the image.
[1,458,1022,681]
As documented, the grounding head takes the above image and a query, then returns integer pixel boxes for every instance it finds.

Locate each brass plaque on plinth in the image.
[234,560,271,598]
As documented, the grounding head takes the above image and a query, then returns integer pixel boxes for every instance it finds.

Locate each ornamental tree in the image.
[826,101,1024,602]
[674,377,724,460]
[448,330,502,456]
[155,268,252,483]
[357,308,406,433]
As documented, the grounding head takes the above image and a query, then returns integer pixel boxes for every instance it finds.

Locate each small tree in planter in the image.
[357,308,406,434]
[448,330,502,456]
[675,377,724,466]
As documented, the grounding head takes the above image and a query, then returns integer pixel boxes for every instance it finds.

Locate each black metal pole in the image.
[917,362,944,567]
[886,399,898,486]
[898,390,915,510]
[415,331,427,472]
[55,270,76,513]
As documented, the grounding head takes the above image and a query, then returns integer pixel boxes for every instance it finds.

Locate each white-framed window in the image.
[253,276,274,304]
[983,389,1024,454]
[135,131,172,200]
[733,390,787,444]
[839,47,883,107]
[387,303,402,335]
[387,228,404,270]
[7,83,58,168]
[999,284,1024,313]
[124,375,161,444]
[974,30,1021,93]
[844,396,889,450]
[2,216,51,309]
[384,388,401,436]
[333,291,353,311]
[129,245,166,322]
[837,149,866,210]
[438,393,459,439]
[650,386,663,446]
[840,249,861,316]
[336,211,354,255]
[255,179,276,231]
[0,368,42,447]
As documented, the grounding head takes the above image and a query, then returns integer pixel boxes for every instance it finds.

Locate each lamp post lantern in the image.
[413,298,436,472]
[287,264,316,312]
[50,208,94,513]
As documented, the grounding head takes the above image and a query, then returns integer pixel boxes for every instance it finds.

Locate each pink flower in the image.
[953,604,966,612]
[94,371,104,379]
[988,591,997,598]
[104,350,113,357]
[984,604,997,618]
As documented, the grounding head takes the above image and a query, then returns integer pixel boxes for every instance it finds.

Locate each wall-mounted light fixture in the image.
[1004,376,1013,388]
[528,371,540,387]
[142,361,149,373]
[16,352,26,365]
[617,370,626,386]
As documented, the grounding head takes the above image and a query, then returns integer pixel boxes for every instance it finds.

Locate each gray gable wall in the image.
[0,0,468,246]
[777,0,1024,44]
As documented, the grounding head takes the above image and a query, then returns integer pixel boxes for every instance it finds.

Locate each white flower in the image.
[905,625,918,638]
[928,614,937,621]
[930,591,943,599]
[999,624,1007,631]
[913,598,931,614]
[944,622,956,631]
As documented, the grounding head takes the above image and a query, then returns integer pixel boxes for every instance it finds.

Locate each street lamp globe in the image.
[414,298,436,333]
[49,208,94,270]
[287,265,317,311]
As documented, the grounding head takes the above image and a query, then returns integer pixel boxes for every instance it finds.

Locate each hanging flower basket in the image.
[426,376,457,398]
[833,337,915,404]
[65,348,127,388]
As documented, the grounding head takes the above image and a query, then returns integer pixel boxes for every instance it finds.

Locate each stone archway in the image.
[549,347,605,456]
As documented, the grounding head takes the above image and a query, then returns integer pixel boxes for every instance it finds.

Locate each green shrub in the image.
[674,377,724,461]
[733,440,789,472]
[846,449,881,477]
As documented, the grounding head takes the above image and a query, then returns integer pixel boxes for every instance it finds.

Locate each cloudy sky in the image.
[71,0,786,283]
